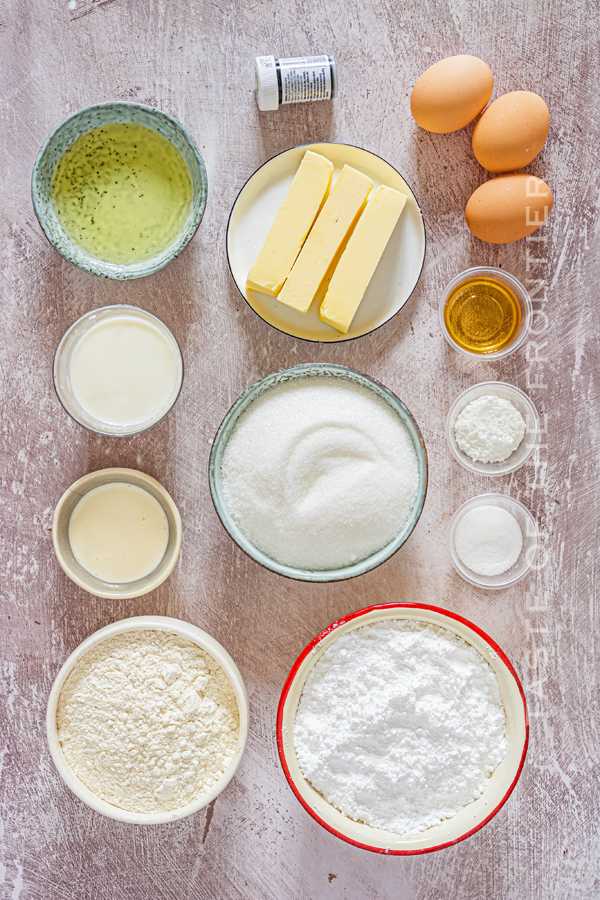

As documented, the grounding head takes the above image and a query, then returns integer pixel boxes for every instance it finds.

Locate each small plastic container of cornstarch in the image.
[255,55,337,111]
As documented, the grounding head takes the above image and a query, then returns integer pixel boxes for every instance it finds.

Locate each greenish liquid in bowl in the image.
[50,122,193,265]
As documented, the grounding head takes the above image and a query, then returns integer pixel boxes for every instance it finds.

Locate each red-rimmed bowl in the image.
[277,603,528,855]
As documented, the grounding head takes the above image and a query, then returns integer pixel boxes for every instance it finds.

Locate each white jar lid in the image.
[255,56,279,111]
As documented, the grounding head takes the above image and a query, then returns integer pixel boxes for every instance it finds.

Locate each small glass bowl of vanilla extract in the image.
[439,267,532,360]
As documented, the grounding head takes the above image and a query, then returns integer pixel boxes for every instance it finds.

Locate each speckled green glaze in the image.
[31,102,207,280]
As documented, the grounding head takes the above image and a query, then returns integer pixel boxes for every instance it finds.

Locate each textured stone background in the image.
[1,0,598,897]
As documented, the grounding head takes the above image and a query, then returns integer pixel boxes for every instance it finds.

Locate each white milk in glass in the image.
[69,315,180,429]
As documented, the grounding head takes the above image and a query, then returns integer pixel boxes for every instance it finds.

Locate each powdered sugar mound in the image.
[221,376,419,570]
[455,395,526,463]
[294,619,507,836]
[57,631,239,813]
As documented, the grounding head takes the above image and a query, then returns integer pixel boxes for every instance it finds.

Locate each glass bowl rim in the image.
[53,303,184,437]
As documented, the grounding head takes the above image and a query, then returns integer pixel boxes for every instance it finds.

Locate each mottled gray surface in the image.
[1,1,598,898]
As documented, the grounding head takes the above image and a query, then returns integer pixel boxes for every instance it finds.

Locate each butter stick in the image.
[319,185,407,333]
[246,150,334,297]
[277,165,374,314]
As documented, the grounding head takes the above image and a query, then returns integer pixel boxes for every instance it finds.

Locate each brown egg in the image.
[472,91,550,173]
[465,174,553,243]
[410,55,494,133]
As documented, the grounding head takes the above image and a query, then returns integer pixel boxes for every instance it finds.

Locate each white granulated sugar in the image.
[455,395,526,463]
[57,630,239,813]
[294,619,507,837]
[455,505,523,576]
[221,376,419,570]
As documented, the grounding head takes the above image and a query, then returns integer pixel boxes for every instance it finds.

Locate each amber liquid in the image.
[444,278,521,354]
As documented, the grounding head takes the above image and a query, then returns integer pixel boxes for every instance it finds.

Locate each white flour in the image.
[57,630,239,813]
[455,394,526,463]
[221,376,419,570]
[294,619,506,836]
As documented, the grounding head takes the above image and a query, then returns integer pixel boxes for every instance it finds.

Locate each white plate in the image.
[226,143,426,343]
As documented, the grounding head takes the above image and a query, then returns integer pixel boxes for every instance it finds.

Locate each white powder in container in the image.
[294,619,507,837]
[220,376,420,570]
[57,630,240,813]
[455,395,526,464]
[454,505,523,576]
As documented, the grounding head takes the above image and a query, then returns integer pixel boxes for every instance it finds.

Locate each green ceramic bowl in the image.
[209,363,428,582]
[31,101,208,280]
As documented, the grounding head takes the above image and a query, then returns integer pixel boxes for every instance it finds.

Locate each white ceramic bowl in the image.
[46,615,249,824]
[52,468,182,599]
[447,494,540,589]
[227,142,426,343]
[277,602,528,855]
[446,382,541,476]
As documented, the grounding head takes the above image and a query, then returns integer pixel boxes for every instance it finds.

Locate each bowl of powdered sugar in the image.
[47,616,248,823]
[277,603,528,854]
[209,364,427,581]
[446,382,540,476]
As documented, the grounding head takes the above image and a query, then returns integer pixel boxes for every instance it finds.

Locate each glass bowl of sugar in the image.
[446,382,541,476]
[447,493,540,589]
[209,364,428,582]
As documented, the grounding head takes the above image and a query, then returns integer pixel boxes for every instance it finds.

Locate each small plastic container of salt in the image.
[447,494,540,589]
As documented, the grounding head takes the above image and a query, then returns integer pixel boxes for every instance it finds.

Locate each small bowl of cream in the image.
[54,305,183,436]
[32,101,207,279]
[446,382,541,476]
[209,364,428,582]
[447,493,540,589]
[52,467,182,599]
[277,602,528,854]
[46,615,248,823]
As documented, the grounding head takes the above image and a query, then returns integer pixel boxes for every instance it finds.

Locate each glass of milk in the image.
[54,305,183,436]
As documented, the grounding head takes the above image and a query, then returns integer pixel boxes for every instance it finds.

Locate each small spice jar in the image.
[255,55,337,111]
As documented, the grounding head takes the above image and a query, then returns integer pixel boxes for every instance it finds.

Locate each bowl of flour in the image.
[47,616,248,823]
[209,364,428,581]
[277,603,528,854]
